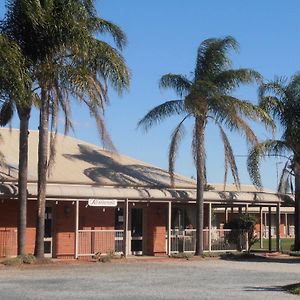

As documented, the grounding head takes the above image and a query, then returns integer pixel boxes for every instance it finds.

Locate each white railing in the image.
[288,225,295,237]
[210,229,238,251]
[170,228,238,254]
[170,229,196,253]
[78,230,123,256]
[0,229,17,257]
[264,226,277,238]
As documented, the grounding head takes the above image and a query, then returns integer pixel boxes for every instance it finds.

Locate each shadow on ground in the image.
[219,253,300,264]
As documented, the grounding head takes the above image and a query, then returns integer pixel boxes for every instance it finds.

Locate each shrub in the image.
[289,251,300,257]
[225,214,258,252]
[93,250,119,263]
[170,252,194,260]
[1,254,36,266]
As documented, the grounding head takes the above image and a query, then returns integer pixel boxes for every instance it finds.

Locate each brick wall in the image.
[0,199,36,256]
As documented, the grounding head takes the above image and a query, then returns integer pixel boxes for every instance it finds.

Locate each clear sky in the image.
[1,0,300,190]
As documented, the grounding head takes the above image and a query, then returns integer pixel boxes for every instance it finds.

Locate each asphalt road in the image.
[0,258,299,299]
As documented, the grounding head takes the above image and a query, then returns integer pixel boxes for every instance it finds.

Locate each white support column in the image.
[276,203,280,252]
[260,207,263,248]
[245,204,249,251]
[75,200,79,259]
[285,213,288,237]
[208,203,212,252]
[225,207,229,223]
[268,206,272,252]
[167,201,172,256]
[123,198,129,258]
[264,212,267,235]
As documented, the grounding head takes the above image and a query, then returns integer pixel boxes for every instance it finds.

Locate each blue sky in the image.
[1,0,300,190]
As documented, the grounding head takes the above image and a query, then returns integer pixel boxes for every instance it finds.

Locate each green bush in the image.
[289,251,300,257]
[1,254,36,266]
[283,283,300,295]
[225,214,258,252]
[170,252,194,260]
[22,254,36,264]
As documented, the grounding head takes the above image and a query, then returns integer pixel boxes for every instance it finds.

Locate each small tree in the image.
[225,214,258,252]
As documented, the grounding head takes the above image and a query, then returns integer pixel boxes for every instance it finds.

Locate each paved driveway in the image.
[0,258,299,299]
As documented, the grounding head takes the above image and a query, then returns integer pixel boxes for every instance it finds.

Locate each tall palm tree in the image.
[138,36,273,255]
[248,74,300,250]
[0,32,33,255]
[2,0,130,258]
[32,1,129,258]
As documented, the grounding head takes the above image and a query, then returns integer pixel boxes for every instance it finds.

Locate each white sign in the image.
[88,199,118,207]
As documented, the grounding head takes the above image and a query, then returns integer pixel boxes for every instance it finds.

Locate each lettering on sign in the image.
[88,199,118,207]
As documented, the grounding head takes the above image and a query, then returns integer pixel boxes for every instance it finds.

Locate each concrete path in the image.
[0,257,299,299]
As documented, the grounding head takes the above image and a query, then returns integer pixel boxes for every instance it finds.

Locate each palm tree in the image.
[247,74,300,250]
[31,1,129,258]
[138,36,273,255]
[0,32,33,255]
[1,0,130,258]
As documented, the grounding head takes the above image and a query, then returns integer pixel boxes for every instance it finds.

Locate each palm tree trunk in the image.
[195,117,205,256]
[34,88,49,258]
[17,107,31,255]
[294,158,300,251]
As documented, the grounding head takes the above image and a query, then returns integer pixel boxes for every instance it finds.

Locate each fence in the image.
[78,230,123,256]
[0,229,17,257]
[264,226,277,238]
[170,228,239,254]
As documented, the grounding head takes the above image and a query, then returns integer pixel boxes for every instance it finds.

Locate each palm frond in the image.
[91,40,130,95]
[195,36,239,80]
[259,95,283,119]
[278,158,294,193]
[138,100,186,132]
[247,139,291,188]
[91,18,127,50]
[212,103,259,146]
[0,101,14,126]
[221,96,275,131]
[214,68,262,92]
[247,145,263,188]
[159,74,192,97]
[168,116,189,185]
[258,78,286,101]
[219,125,240,189]
[86,101,116,151]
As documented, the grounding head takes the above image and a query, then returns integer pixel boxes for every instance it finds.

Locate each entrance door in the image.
[131,208,143,255]
[44,206,53,257]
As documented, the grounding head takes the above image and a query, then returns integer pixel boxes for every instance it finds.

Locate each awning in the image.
[0,181,286,205]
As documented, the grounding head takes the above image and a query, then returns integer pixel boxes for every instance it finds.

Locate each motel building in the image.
[0,129,294,259]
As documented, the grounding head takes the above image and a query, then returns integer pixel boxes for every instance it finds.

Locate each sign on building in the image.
[88,199,118,207]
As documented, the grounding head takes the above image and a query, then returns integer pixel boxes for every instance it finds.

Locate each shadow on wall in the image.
[63,144,194,188]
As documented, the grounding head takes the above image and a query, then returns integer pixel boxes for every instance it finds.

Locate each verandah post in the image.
[75,200,79,259]
[268,206,272,252]
[276,203,280,252]
[123,198,129,258]
[245,204,249,251]
[260,207,263,249]
[208,202,212,252]
[167,201,171,256]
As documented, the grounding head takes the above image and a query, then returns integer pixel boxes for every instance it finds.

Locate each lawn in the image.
[251,238,294,252]
[284,283,300,295]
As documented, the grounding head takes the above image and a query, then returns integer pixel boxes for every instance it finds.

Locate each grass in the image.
[251,238,294,252]
[289,251,300,257]
[170,252,194,260]
[1,254,36,266]
[283,283,300,295]
[1,254,53,266]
